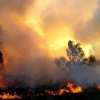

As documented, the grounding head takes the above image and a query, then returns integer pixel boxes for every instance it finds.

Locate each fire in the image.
[67,82,82,93]
[45,89,69,95]
[45,82,83,95]
[0,92,22,99]
[97,86,100,90]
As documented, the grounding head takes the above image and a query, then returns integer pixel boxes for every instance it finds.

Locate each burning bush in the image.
[0,40,100,99]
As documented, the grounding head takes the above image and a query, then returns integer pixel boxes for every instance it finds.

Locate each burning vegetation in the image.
[0,92,22,99]
[0,40,100,99]
[45,82,83,95]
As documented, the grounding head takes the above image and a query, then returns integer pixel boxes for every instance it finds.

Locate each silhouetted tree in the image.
[88,55,96,63]
[66,40,85,64]
[66,40,96,65]
[55,40,96,69]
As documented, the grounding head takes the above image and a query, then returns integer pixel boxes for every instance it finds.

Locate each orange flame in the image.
[45,82,83,95]
[67,82,82,93]
[0,92,22,99]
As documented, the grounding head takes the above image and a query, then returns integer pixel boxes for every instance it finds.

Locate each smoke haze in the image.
[0,0,100,88]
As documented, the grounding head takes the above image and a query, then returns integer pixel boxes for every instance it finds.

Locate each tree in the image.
[55,40,96,69]
[88,55,96,63]
[66,40,96,65]
[66,40,85,64]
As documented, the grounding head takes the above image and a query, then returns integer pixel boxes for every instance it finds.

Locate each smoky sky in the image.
[0,0,33,16]
[40,0,98,42]
[1,0,100,88]
[74,2,100,43]
[0,0,64,87]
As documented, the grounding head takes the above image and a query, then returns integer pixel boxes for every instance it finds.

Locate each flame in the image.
[45,89,69,95]
[67,82,82,93]
[45,82,83,95]
[0,92,22,99]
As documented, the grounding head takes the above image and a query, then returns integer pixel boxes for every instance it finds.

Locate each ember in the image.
[97,86,100,90]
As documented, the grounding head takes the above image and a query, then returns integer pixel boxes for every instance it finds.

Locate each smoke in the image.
[0,26,4,49]
[68,61,100,89]
[39,0,100,88]
[0,0,71,88]
[73,1,100,44]
[56,40,100,89]
[40,0,98,42]
[0,0,100,89]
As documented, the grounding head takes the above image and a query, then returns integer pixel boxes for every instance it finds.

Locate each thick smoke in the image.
[40,0,98,42]
[0,26,4,50]
[0,0,100,89]
[73,1,100,44]
[0,0,70,88]
[58,40,100,88]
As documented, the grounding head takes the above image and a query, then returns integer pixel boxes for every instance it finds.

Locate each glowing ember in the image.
[36,94,43,96]
[0,92,22,99]
[45,82,83,95]
[97,86,100,90]
[45,88,71,95]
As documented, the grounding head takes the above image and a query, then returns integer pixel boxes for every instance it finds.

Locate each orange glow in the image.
[0,92,22,99]
[0,0,99,67]
[45,89,69,95]
[82,44,91,57]
[36,94,43,96]
[97,86,100,90]
[45,82,83,95]
[0,63,3,67]
[0,1,94,61]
